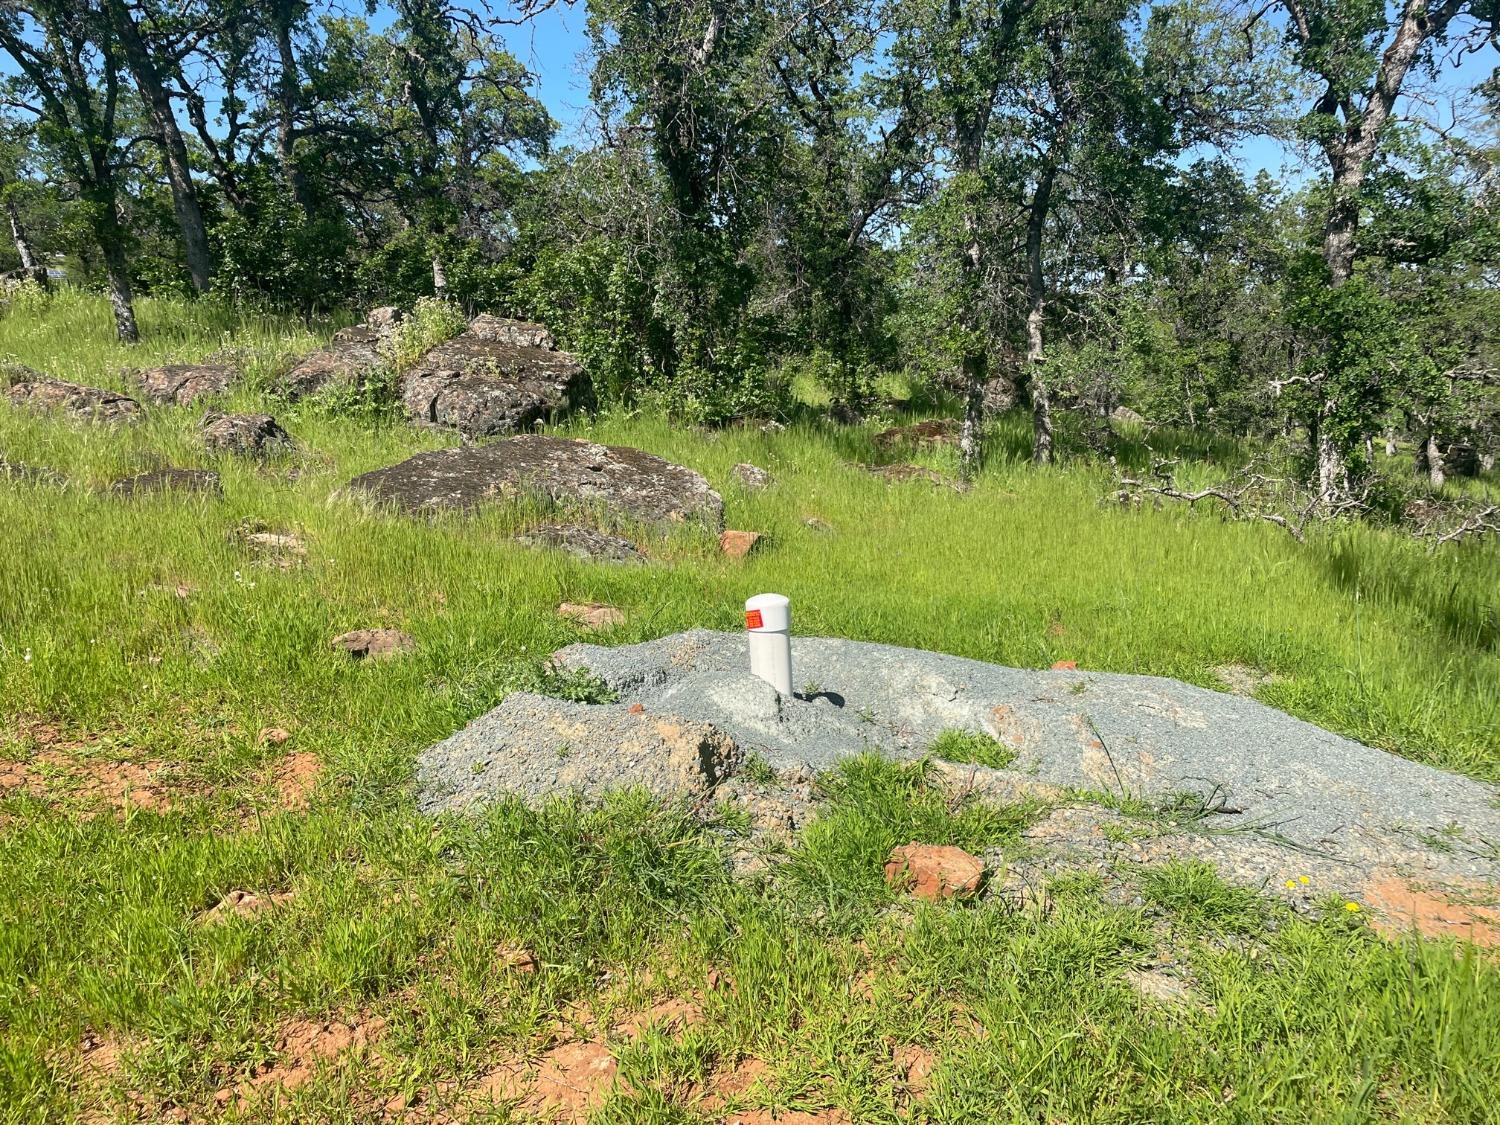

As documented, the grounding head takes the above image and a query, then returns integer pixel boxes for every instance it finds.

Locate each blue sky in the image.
[4,1,1493,185]
[461,2,1496,185]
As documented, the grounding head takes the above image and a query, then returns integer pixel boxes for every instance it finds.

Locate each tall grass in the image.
[1,289,1498,1122]
[2,288,1497,781]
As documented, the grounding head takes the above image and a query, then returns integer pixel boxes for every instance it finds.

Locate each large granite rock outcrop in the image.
[6,376,141,424]
[347,435,724,529]
[400,315,589,438]
[418,629,1500,924]
[277,325,388,401]
[201,411,293,456]
[132,363,236,406]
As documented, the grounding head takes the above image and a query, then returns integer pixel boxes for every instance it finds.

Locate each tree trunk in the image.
[1305,0,1443,504]
[432,254,448,298]
[1420,433,1445,489]
[272,0,312,210]
[955,164,986,477]
[1384,429,1397,457]
[6,197,39,272]
[1316,428,1347,503]
[1026,165,1057,465]
[108,0,213,294]
[98,225,138,342]
[957,347,987,475]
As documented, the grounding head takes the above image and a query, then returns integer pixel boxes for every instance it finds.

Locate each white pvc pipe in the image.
[745,592,792,697]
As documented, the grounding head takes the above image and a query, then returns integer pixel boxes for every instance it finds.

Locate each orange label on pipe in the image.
[745,609,764,629]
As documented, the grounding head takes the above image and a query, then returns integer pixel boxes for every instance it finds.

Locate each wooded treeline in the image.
[2,0,1497,500]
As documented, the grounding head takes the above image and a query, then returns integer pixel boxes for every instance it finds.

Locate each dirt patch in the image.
[1214,663,1286,698]
[268,752,321,811]
[222,1013,388,1107]
[1362,876,1500,948]
[703,1057,769,1104]
[0,750,190,812]
[78,1030,125,1080]
[723,1108,853,1124]
[893,1044,935,1096]
[612,997,703,1039]
[472,1039,619,1121]
[496,945,539,973]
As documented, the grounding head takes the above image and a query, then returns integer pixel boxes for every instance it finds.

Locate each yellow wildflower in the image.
[1298,875,1310,885]
[1344,901,1361,912]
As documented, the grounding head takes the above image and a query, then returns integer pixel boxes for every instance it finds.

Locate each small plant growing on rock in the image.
[381,297,468,373]
[929,729,1017,770]
[1140,860,1263,933]
[740,753,777,786]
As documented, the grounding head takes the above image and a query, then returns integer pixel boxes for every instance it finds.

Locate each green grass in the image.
[2,289,1499,1122]
[928,728,1019,770]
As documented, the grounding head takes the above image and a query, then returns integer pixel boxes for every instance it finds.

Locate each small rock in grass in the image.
[277,329,386,400]
[497,945,538,973]
[331,628,416,660]
[884,843,984,901]
[0,458,64,487]
[200,888,292,925]
[801,516,835,534]
[243,530,307,558]
[719,530,763,559]
[1124,967,1194,1005]
[110,468,222,498]
[865,462,969,492]
[731,462,774,490]
[202,411,293,457]
[558,602,625,632]
[871,419,959,451]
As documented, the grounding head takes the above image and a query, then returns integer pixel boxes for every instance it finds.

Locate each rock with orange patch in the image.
[1362,875,1500,948]
[200,888,294,925]
[331,628,416,660]
[719,530,763,560]
[557,602,625,632]
[884,843,984,901]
